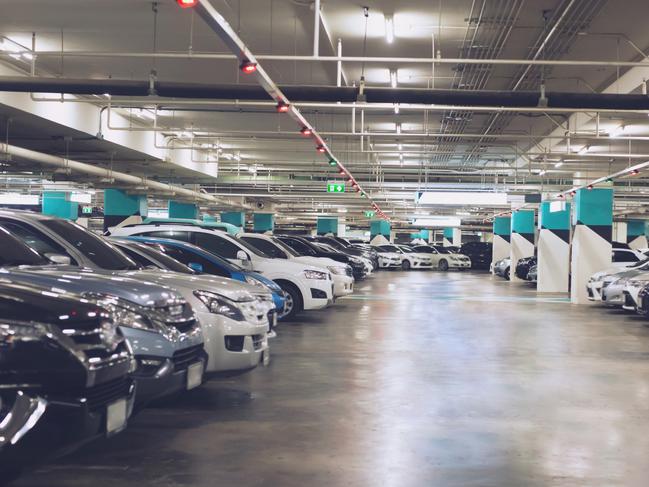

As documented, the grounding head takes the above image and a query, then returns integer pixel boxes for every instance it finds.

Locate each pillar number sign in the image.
[327,182,345,193]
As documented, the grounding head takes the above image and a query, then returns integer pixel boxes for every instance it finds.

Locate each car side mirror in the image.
[188,262,204,273]
[46,253,71,265]
[236,250,249,261]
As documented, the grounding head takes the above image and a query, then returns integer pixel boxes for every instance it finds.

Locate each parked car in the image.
[394,244,434,270]
[0,222,206,407]
[110,239,274,373]
[412,245,472,271]
[111,217,242,236]
[311,241,374,275]
[237,233,354,298]
[527,264,537,282]
[515,256,537,280]
[634,284,649,317]
[0,281,135,478]
[109,223,334,319]
[588,258,649,302]
[372,245,403,269]
[460,242,493,270]
[276,235,368,281]
[306,236,379,270]
[120,236,286,321]
[493,258,512,279]
[621,273,649,311]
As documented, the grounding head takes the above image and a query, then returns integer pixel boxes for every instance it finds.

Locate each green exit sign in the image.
[82,206,93,214]
[327,182,345,193]
[364,211,375,218]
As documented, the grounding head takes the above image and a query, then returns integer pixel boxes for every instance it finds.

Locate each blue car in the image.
[124,236,287,318]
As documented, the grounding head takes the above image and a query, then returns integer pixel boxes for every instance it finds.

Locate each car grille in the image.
[84,376,132,412]
[345,267,353,277]
[252,334,264,350]
[172,344,204,371]
[60,321,131,368]
[623,292,635,307]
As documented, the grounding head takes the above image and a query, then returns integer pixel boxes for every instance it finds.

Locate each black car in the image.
[276,235,367,280]
[306,236,379,270]
[460,241,493,270]
[0,281,135,478]
[515,256,537,280]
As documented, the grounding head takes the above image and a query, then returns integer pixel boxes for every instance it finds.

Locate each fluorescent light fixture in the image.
[610,125,625,138]
[385,15,394,44]
[398,144,403,151]
[390,69,398,88]
[554,161,564,168]
[396,123,401,135]
[538,169,547,176]
[456,211,471,216]
[69,192,92,204]
[394,104,400,114]
[577,145,589,155]
[412,216,461,227]
[417,191,508,206]
[0,194,39,205]
[337,208,348,213]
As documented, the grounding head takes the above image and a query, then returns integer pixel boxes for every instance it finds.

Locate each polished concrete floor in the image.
[13,270,649,486]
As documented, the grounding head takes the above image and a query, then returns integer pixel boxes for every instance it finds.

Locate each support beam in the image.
[538,202,571,293]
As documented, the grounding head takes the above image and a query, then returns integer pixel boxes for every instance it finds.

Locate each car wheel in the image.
[504,268,510,280]
[438,259,449,271]
[402,260,411,270]
[276,281,303,321]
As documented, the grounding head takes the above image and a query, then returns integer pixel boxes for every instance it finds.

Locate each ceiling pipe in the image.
[5,76,649,110]
[0,141,249,209]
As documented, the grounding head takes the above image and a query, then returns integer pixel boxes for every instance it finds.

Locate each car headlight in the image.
[304,270,328,280]
[110,305,157,331]
[327,266,346,275]
[244,275,266,288]
[194,290,246,321]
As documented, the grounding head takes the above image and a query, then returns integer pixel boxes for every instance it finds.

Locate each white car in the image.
[395,245,434,270]
[621,272,649,311]
[110,224,333,319]
[237,233,354,298]
[372,245,403,269]
[315,241,374,275]
[412,245,472,271]
[586,250,647,301]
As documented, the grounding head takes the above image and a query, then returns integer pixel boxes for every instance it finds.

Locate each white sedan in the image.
[412,245,472,271]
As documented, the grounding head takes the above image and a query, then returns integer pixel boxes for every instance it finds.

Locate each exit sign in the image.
[82,206,93,214]
[327,182,345,193]
[364,211,375,218]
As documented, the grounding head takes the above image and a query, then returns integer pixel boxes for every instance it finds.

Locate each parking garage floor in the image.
[13,271,649,487]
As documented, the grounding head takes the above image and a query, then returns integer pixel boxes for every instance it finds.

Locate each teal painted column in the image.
[443,227,453,246]
[492,216,511,270]
[510,210,535,282]
[627,219,648,249]
[168,201,199,220]
[42,192,78,221]
[104,189,147,231]
[370,219,390,239]
[420,229,429,240]
[317,217,338,235]
[221,211,245,228]
[571,188,613,303]
[538,201,571,292]
[202,214,217,223]
[254,213,274,233]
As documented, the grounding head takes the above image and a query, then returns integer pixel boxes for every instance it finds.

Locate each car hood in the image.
[591,266,636,281]
[379,252,402,259]
[0,267,180,308]
[293,255,344,269]
[407,253,433,259]
[254,256,329,275]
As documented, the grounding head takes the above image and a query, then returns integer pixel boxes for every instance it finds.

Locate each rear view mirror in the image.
[236,250,249,261]
[188,262,204,273]
[46,253,71,265]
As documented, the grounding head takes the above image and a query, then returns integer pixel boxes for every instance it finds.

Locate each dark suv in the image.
[0,281,135,478]
[460,241,493,270]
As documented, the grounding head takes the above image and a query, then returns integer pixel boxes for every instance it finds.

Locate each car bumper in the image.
[333,275,354,297]
[623,286,643,311]
[601,284,624,306]
[302,279,334,310]
[196,310,269,374]
[449,260,472,269]
[587,281,604,301]
[0,380,136,468]
[409,260,434,268]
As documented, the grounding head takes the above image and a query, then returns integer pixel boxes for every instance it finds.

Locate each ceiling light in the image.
[396,123,401,135]
[412,217,461,227]
[631,169,640,175]
[394,104,400,114]
[276,102,289,113]
[338,168,346,176]
[577,145,589,155]
[587,184,593,190]
[316,145,326,154]
[328,159,337,167]
[538,170,547,176]
[610,125,625,137]
[390,69,398,88]
[570,190,576,196]
[417,191,508,206]
[176,0,198,7]
[300,127,312,136]
[554,161,564,168]
[239,60,257,74]
[398,144,403,151]
[385,15,394,44]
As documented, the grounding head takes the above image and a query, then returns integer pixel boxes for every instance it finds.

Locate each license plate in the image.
[106,399,127,435]
[187,361,204,390]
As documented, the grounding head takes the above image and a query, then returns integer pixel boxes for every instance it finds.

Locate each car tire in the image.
[402,260,411,270]
[504,268,510,280]
[438,259,449,271]
[276,281,303,321]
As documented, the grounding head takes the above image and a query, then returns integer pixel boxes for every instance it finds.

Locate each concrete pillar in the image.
[443,228,453,246]
[221,211,245,228]
[253,213,274,233]
[338,222,347,237]
[103,189,147,231]
[317,217,338,235]
[370,220,390,239]
[613,222,627,243]
[627,220,648,249]
[538,201,571,293]
[202,214,218,223]
[42,192,78,221]
[491,216,511,272]
[570,188,613,304]
[510,210,535,282]
[168,201,199,220]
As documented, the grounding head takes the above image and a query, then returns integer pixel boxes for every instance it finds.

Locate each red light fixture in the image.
[587,184,593,190]
[300,127,312,137]
[239,60,257,74]
[570,190,576,197]
[338,168,346,176]
[177,0,198,7]
[558,194,564,199]
[316,145,326,154]
[631,169,640,176]
[276,102,290,113]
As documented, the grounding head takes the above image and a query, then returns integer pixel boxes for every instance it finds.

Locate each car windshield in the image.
[0,227,49,266]
[40,219,139,270]
[399,246,415,253]
[314,242,339,254]
[279,237,317,256]
[271,237,300,257]
[232,235,272,257]
[128,242,195,274]
[318,237,344,250]
[433,246,452,254]
[379,245,401,253]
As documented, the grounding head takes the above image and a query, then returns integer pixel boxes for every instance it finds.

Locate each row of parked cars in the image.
[0,212,401,480]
